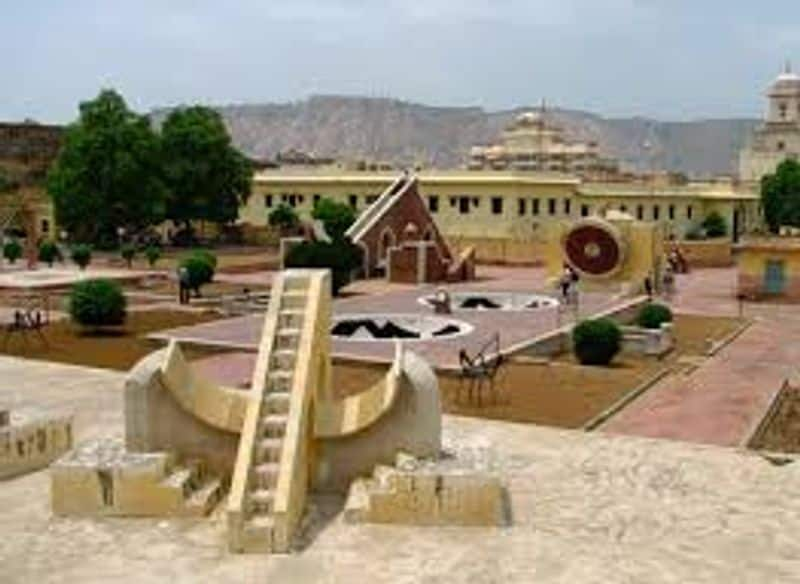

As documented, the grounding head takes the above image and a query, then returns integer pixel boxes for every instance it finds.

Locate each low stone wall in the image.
[674,239,733,267]
[448,236,544,266]
[1,408,73,480]
[510,296,649,358]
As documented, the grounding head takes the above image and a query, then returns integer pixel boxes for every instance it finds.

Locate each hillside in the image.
[153,95,759,177]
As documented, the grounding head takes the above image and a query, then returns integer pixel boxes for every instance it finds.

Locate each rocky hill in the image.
[154,95,759,177]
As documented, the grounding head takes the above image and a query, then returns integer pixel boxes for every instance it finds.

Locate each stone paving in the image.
[2,356,800,582]
[603,267,800,446]
[153,267,621,369]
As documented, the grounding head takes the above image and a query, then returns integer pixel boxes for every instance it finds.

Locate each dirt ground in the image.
[0,309,225,370]
[332,313,745,429]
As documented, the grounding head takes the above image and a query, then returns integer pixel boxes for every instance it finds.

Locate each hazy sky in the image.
[3,0,800,123]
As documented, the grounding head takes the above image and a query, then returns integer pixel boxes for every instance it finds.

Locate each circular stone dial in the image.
[564,224,622,276]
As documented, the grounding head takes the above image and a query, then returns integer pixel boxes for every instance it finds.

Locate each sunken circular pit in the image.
[331,314,474,342]
[417,291,559,312]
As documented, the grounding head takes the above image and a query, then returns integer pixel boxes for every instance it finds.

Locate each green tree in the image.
[761,159,800,233]
[47,89,167,244]
[312,197,356,240]
[3,239,22,264]
[572,318,622,366]
[268,203,299,234]
[161,106,253,232]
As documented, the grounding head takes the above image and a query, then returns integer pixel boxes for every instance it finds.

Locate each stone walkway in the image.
[603,268,800,446]
[2,356,800,582]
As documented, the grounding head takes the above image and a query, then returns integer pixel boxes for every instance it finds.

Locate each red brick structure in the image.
[346,174,475,284]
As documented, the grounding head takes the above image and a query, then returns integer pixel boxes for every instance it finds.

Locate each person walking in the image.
[177,265,191,305]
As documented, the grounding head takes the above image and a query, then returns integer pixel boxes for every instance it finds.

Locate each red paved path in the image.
[604,267,800,446]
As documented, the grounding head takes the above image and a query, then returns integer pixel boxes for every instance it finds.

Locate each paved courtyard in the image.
[2,356,800,583]
[152,267,623,369]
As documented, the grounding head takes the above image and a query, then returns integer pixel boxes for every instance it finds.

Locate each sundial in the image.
[563,220,624,277]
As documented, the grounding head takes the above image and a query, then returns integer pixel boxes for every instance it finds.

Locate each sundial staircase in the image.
[227,269,329,553]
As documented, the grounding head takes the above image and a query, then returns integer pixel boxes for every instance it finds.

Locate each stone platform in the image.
[2,356,800,582]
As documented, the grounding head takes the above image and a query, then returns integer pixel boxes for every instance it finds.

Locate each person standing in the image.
[178,265,191,305]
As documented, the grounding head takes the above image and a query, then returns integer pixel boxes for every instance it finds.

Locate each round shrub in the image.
[120,244,136,267]
[572,318,622,366]
[70,244,92,270]
[69,279,127,328]
[637,303,673,330]
[180,255,215,292]
[38,240,62,266]
[144,245,162,268]
[3,239,23,264]
[189,249,218,269]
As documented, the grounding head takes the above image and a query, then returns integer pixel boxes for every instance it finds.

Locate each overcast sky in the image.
[3,0,799,123]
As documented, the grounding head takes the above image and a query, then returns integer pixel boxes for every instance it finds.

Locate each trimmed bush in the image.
[38,240,62,266]
[268,203,299,233]
[637,303,673,330]
[120,244,136,268]
[69,279,127,328]
[701,211,727,238]
[3,239,23,264]
[284,239,363,295]
[179,254,215,293]
[572,318,622,366]
[189,249,218,269]
[70,244,92,270]
[144,245,162,268]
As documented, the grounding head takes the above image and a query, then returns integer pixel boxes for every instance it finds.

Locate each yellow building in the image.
[241,170,759,264]
[736,238,800,300]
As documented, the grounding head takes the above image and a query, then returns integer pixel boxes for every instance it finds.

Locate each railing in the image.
[345,174,408,242]
[270,272,327,551]
[227,274,285,550]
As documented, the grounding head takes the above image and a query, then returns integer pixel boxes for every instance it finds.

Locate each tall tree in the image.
[312,197,356,240]
[761,159,800,233]
[161,106,253,232]
[47,90,167,243]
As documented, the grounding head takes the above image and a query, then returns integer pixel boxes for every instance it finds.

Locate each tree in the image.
[70,244,92,270]
[3,239,22,264]
[268,203,299,234]
[161,106,253,232]
[312,197,356,240]
[285,240,363,296]
[761,159,800,233]
[47,89,167,244]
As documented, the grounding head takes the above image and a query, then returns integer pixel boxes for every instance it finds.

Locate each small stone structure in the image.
[621,322,674,357]
[344,452,507,527]
[346,174,475,284]
[1,407,72,480]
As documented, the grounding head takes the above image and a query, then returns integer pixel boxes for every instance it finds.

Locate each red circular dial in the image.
[564,224,621,276]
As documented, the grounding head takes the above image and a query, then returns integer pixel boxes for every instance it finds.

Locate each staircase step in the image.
[256,438,284,462]
[271,349,296,369]
[264,392,291,414]
[241,514,275,553]
[253,462,280,489]
[261,414,288,438]
[183,478,222,517]
[278,309,305,328]
[268,370,294,393]
[249,488,275,513]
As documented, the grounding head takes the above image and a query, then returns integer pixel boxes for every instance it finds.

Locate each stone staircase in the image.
[51,440,222,517]
[228,270,327,553]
